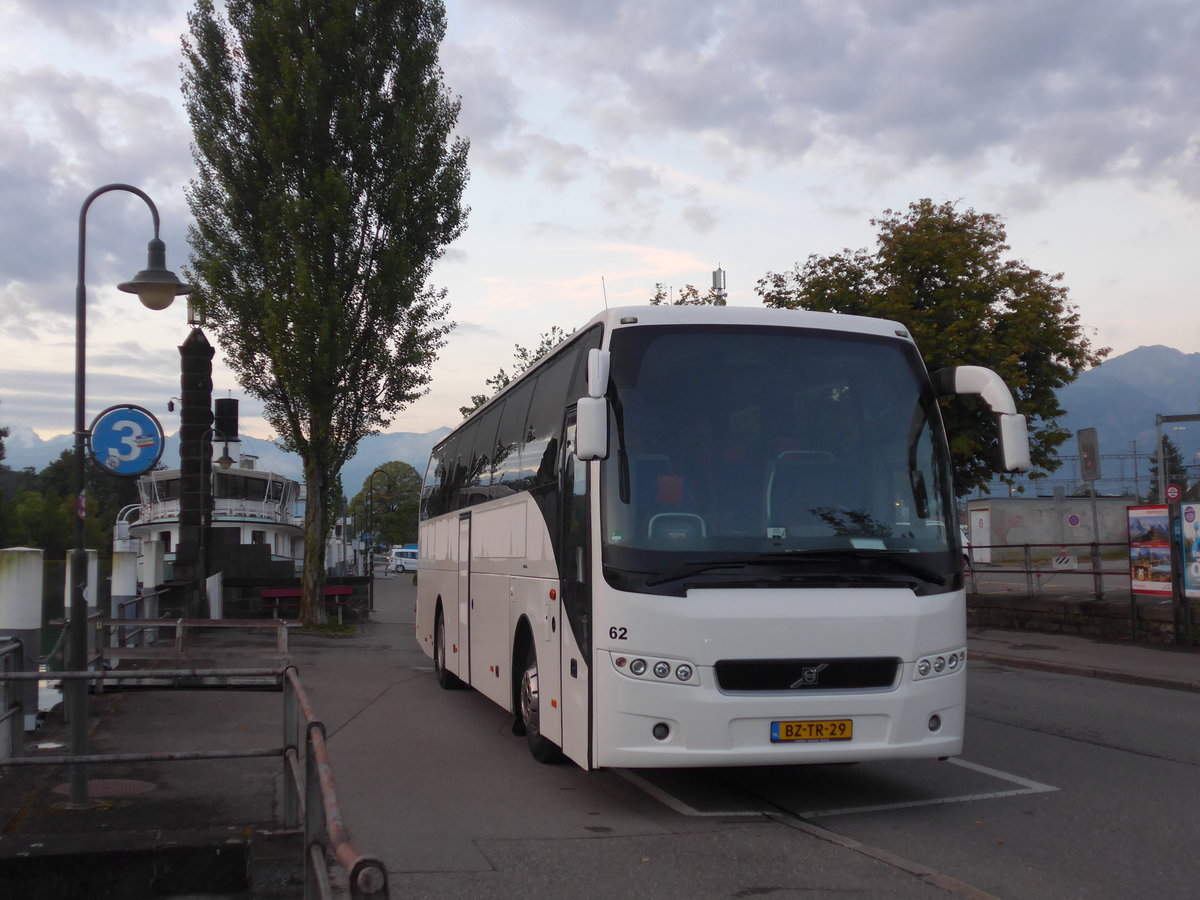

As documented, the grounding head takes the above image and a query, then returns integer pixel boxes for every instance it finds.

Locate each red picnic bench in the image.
[261,585,354,624]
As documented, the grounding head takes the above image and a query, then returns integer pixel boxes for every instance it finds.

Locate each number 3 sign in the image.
[88,404,166,477]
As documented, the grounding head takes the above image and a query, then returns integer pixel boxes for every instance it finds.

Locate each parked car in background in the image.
[387,546,420,573]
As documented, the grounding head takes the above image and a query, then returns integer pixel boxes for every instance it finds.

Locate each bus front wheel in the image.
[434,610,463,690]
[520,644,563,764]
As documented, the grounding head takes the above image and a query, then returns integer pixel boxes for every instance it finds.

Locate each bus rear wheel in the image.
[519,644,563,764]
[434,610,463,690]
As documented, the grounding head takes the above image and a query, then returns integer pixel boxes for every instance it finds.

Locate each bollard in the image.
[111,549,139,653]
[0,548,44,732]
[63,549,99,621]
[142,539,165,644]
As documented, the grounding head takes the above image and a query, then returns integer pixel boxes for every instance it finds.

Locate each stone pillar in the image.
[176,327,214,617]
[63,550,99,616]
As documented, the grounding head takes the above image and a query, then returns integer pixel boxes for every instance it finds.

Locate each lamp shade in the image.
[118,237,195,310]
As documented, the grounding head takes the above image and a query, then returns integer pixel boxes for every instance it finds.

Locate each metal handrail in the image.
[283,667,387,899]
[0,663,387,898]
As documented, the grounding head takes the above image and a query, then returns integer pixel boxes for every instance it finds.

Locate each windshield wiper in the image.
[779,549,948,586]
[643,551,947,588]
[644,559,766,587]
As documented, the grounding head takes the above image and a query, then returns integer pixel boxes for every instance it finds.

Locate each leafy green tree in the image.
[757,199,1109,496]
[347,460,422,549]
[649,283,727,305]
[459,326,574,418]
[183,0,468,623]
[1147,436,1191,503]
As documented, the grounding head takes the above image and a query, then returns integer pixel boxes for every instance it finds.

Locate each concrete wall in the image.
[966,495,1134,553]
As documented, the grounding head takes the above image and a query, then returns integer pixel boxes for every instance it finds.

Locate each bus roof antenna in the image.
[602,276,609,309]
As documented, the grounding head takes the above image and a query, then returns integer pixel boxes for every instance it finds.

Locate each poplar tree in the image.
[183,0,468,623]
[757,199,1108,497]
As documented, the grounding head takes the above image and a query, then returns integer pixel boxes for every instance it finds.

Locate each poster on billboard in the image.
[1179,503,1200,599]
[1127,505,1172,595]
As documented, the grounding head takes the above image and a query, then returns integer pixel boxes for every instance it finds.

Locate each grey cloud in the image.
[443,42,526,147]
[0,67,194,330]
[681,204,718,234]
[464,0,1200,198]
[12,0,184,48]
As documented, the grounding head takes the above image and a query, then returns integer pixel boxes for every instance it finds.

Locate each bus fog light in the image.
[947,653,960,670]
[675,664,693,682]
[917,659,931,676]
[928,714,942,732]
[630,659,647,676]
[933,656,946,673]
[652,722,670,741]
[653,661,671,678]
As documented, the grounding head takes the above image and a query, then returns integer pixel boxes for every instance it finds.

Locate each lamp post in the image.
[67,184,194,808]
[367,468,393,611]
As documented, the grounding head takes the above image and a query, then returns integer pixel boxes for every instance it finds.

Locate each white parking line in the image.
[797,759,1058,819]
[616,770,762,817]
[618,758,1058,819]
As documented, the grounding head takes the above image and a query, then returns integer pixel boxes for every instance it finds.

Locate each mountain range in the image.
[2,421,450,496]
[5,344,1200,497]
[1051,345,1200,494]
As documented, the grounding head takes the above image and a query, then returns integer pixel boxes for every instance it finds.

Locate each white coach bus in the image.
[416,305,1029,769]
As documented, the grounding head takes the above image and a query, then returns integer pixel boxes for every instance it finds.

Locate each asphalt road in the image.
[312,578,1198,898]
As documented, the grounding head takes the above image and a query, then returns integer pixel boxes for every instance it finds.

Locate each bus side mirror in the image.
[932,365,1031,472]
[576,397,608,460]
[998,413,1031,472]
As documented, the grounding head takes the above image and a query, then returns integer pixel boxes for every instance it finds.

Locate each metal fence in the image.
[966,540,1197,644]
[0,658,387,899]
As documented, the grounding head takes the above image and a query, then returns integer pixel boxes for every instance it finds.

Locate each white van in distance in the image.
[387,546,419,573]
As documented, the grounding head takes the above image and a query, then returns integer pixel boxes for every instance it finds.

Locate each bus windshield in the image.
[600,324,959,596]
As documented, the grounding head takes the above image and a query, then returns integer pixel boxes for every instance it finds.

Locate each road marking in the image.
[797,759,1058,819]
[619,758,1058,819]
[616,770,762,817]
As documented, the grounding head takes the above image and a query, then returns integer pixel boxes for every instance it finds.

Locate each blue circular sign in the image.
[88,404,166,477]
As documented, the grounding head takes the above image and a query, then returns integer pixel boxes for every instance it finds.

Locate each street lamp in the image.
[66,184,194,808]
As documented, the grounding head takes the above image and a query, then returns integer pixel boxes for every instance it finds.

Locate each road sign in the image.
[1053,550,1078,570]
[88,404,166,477]
[1077,427,1101,481]
[1166,484,1182,501]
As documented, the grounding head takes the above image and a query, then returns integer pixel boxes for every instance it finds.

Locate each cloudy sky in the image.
[2,0,1198,444]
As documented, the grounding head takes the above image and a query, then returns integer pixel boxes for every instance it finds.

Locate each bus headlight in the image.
[609,652,699,686]
[914,648,965,682]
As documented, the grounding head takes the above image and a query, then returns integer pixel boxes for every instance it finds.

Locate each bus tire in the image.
[434,608,463,690]
[520,643,563,764]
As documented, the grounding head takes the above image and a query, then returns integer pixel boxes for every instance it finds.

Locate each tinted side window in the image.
[420,443,445,520]
[493,378,534,491]
[522,351,575,492]
[445,422,477,512]
[432,434,459,517]
[465,399,504,505]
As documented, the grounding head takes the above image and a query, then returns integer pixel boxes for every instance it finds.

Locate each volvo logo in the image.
[790,663,829,688]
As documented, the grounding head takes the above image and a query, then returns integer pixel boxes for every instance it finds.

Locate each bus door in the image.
[559,412,592,765]
[457,513,471,683]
